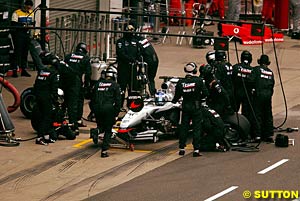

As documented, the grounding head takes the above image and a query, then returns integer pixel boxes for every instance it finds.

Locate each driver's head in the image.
[24,0,33,12]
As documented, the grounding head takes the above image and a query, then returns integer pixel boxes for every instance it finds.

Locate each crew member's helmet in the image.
[123,24,135,38]
[75,42,88,54]
[215,50,226,61]
[105,66,118,80]
[125,24,135,32]
[40,51,59,66]
[155,91,167,106]
[206,50,215,64]
[241,50,252,64]
[257,54,271,65]
[184,62,198,74]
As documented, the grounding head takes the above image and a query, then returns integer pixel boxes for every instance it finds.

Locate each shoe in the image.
[193,150,202,157]
[45,138,56,143]
[12,70,18,78]
[216,144,227,152]
[101,151,109,158]
[35,138,48,146]
[263,137,274,143]
[21,69,31,77]
[77,120,87,127]
[87,112,95,121]
[178,149,185,156]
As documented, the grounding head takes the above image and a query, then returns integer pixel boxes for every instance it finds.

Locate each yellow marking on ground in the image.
[168,150,178,154]
[186,144,193,150]
[72,139,92,148]
[133,150,152,153]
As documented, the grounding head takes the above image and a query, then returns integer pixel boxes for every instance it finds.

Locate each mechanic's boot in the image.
[179,149,185,156]
[101,151,109,158]
[44,135,56,143]
[35,138,48,146]
[21,69,31,77]
[12,70,18,78]
[77,119,87,127]
[193,150,202,157]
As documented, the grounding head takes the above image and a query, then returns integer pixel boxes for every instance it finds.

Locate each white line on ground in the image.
[257,159,289,174]
[204,186,239,201]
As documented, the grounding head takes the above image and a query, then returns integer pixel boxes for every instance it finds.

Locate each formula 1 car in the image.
[117,76,181,144]
[101,76,250,151]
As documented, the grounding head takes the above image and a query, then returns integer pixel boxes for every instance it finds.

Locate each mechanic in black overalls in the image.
[251,54,275,143]
[199,51,233,117]
[213,50,235,110]
[232,50,254,113]
[116,24,141,107]
[135,34,159,96]
[172,62,208,157]
[90,67,122,158]
[232,50,256,139]
[201,105,230,152]
[34,52,60,145]
[64,42,91,135]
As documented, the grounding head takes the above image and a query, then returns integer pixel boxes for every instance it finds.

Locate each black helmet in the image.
[241,50,252,64]
[105,66,118,80]
[206,50,215,64]
[215,50,226,61]
[75,42,88,54]
[40,51,59,66]
[123,24,135,38]
[257,54,271,65]
[184,62,198,74]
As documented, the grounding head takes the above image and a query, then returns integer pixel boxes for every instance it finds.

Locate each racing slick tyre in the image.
[223,112,250,145]
[20,87,36,119]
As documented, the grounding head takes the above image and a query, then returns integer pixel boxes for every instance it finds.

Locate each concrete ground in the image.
[0,24,300,201]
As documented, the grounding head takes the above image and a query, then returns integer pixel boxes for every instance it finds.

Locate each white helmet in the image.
[184,62,198,74]
[105,66,118,80]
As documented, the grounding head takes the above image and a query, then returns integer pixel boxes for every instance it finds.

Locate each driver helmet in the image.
[155,91,167,106]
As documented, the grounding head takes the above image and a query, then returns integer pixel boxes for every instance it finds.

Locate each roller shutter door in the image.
[49,0,98,26]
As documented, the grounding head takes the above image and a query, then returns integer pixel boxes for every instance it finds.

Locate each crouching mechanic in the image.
[90,67,122,158]
[172,62,208,157]
[201,105,230,152]
[34,52,60,145]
